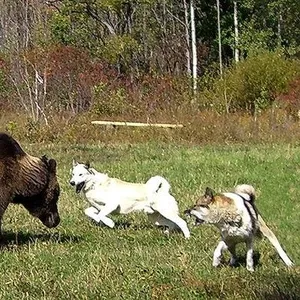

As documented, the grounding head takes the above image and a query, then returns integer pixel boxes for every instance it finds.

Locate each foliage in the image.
[23,45,94,114]
[276,77,300,120]
[90,73,190,118]
[92,85,130,116]
[99,34,139,70]
[0,55,10,107]
[203,51,300,114]
[0,0,300,122]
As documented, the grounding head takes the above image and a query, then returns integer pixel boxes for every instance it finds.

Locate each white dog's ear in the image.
[85,161,90,169]
[89,168,96,175]
[72,159,78,167]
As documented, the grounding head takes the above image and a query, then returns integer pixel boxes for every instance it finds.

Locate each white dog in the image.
[185,184,294,271]
[69,161,190,238]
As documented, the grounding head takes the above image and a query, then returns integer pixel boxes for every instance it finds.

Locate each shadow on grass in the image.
[0,231,82,249]
[187,271,300,300]
[90,218,155,230]
[94,219,179,236]
[227,251,261,269]
[254,272,300,300]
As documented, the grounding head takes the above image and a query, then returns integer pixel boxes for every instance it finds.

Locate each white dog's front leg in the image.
[89,200,105,212]
[84,206,100,222]
[246,239,254,272]
[92,203,119,228]
[213,241,227,267]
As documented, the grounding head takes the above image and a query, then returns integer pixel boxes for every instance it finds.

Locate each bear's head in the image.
[17,156,61,228]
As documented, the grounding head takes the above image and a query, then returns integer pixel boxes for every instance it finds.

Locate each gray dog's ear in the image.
[72,160,78,167]
[204,187,214,203]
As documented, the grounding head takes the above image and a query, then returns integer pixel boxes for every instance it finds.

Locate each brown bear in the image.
[0,132,60,237]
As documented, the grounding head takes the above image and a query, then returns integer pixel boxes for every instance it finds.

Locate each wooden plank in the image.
[91,121,184,128]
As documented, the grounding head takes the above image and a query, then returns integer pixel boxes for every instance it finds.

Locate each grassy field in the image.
[1,141,300,299]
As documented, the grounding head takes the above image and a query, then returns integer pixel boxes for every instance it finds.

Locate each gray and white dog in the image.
[185,184,294,271]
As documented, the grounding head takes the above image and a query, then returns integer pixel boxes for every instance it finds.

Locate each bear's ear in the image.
[48,159,57,174]
[72,159,78,167]
[41,155,49,164]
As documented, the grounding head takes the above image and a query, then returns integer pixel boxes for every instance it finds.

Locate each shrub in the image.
[92,86,131,116]
[91,74,191,119]
[202,51,300,115]
[276,77,300,120]
[0,55,10,108]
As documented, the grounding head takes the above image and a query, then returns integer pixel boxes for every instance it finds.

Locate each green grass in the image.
[1,142,300,299]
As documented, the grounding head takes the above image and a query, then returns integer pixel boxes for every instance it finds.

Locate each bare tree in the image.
[1,0,50,123]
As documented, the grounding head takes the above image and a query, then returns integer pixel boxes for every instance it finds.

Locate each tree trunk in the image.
[183,0,191,75]
[233,0,239,62]
[190,0,197,94]
[278,10,282,47]
[216,0,223,76]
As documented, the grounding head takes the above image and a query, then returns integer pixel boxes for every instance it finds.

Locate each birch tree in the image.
[190,0,197,93]
[216,0,223,75]
[233,0,239,62]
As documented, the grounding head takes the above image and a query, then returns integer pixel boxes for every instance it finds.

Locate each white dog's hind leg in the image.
[92,203,118,228]
[148,212,176,236]
[213,241,227,267]
[246,239,254,272]
[148,212,174,228]
[147,211,160,225]
[155,211,190,239]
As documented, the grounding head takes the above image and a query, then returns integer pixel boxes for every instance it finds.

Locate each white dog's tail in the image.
[146,176,190,238]
[146,175,171,194]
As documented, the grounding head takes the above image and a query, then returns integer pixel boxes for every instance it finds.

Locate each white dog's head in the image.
[70,160,94,193]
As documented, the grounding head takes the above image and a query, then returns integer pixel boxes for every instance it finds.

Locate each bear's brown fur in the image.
[0,132,60,236]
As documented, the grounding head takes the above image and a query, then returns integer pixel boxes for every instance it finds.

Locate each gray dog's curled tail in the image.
[234,184,256,202]
[235,184,294,267]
